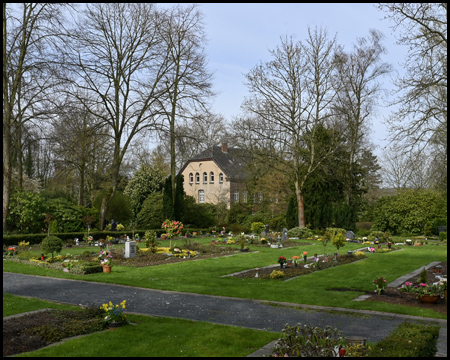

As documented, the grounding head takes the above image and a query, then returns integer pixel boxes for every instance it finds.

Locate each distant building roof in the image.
[180,143,249,181]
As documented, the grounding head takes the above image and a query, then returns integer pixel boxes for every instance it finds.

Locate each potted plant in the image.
[292,256,300,267]
[100,300,128,329]
[303,251,308,263]
[99,250,113,273]
[278,256,287,269]
[416,284,441,303]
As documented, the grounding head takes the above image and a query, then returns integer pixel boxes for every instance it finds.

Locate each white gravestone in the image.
[125,241,137,258]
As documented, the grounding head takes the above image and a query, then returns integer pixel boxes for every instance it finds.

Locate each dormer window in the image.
[210,172,214,183]
[219,173,224,183]
[203,172,208,184]
[189,173,194,184]
[195,172,200,183]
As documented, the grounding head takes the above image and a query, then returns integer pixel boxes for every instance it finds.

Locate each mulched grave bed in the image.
[228,254,366,280]
[3,307,107,357]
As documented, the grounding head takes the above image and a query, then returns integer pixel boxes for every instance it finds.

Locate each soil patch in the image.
[364,261,447,315]
[229,254,365,280]
[3,308,107,357]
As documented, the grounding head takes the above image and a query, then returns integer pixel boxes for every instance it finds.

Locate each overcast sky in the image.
[188,3,408,155]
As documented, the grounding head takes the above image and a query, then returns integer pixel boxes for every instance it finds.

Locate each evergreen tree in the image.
[174,174,185,221]
[286,196,298,229]
[163,176,174,220]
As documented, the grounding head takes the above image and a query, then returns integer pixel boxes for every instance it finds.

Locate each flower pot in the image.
[414,242,422,246]
[161,234,167,240]
[103,265,112,273]
[419,295,440,304]
[108,322,122,330]
[279,263,284,269]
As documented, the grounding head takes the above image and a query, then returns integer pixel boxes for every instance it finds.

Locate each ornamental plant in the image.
[269,270,285,279]
[278,256,287,264]
[373,276,387,294]
[41,235,63,259]
[271,323,345,357]
[303,251,308,263]
[100,300,127,324]
[415,283,441,298]
[162,219,184,238]
[99,250,112,266]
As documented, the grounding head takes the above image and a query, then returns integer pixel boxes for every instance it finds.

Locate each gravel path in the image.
[3,272,447,356]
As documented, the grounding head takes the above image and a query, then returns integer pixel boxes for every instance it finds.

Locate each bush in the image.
[251,222,265,237]
[287,227,312,239]
[439,231,447,242]
[272,323,345,357]
[80,262,104,275]
[369,321,440,357]
[269,270,285,279]
[41,236,63,259]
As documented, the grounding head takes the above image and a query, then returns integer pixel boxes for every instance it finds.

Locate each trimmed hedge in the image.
[369,321,440,357]
[3,229,209,246]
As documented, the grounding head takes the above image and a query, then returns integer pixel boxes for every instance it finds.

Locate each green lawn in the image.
[3,239,447,319]
[4,294,280,357]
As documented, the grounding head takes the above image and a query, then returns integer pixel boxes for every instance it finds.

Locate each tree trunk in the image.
[294,180,305,228]
[3,121,12,231]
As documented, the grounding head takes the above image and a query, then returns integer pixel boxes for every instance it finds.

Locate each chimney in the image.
[221,142,228,153]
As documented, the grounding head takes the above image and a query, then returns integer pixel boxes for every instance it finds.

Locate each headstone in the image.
[111,220,117,231]
[282,228,288,241]
[124,241,137,258]
[437,226,446,233]
[345,230,355,239]
[264,224,269,236]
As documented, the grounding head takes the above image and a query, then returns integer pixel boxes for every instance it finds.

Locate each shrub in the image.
[354,251,366,257]
[269,270,285,279]
[287,227,312,239]
[331,232,346,254]
[439,231,447,242]
[272,323,345,357]
[251,222,265,237]
[369,321,439,357]
[367,231,384,243]
[80,262,104,275]
[419,267,428,284]
[41,236,63,259]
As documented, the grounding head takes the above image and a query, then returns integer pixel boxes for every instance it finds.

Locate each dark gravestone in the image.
[437,226,446,233]
[265,225,269,236]
[111,220,117,231]
[345,230,355,239]
[281,228,288,241]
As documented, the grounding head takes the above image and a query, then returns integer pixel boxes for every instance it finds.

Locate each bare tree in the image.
[155,4,214,213]
[3,3,69,230]
[381,146,431,189]
[378,4,447,165]
[61,3,174,229]
[333,29,392,204]
[237,28,341,227]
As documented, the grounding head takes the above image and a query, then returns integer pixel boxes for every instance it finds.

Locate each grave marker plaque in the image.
[125,241,137,258]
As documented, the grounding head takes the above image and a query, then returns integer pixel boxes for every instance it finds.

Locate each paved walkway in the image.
[3,272,447,357]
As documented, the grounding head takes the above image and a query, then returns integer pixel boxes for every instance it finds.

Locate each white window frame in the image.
[203,172,208,184]
[189,173,194,184]
[198,189,205,203]
[210,171,214,183]
[233,190,239,202]
[242,191,247,203]
[195,172,200,184]
[219,173,224,183]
